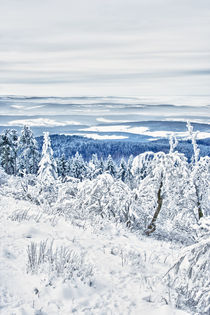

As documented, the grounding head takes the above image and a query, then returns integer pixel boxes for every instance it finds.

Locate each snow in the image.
[0,195,190,314]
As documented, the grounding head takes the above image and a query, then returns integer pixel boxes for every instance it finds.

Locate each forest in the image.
[0,122,209,314]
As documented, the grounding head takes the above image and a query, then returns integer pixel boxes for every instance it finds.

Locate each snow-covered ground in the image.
[0,195,190,315]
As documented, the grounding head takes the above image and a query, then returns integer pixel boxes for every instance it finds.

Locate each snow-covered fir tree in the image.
[18,125,40,175]
[117,157,127,182]
[70,151,87,181]
[0,129,18,175]
[105,154,116,177]
[125,154,134,187]
[87,153,104,179]
[37,132,58,184]
[57,153,68,180]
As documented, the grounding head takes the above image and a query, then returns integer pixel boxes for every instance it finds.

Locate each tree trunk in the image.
[145,181,163,236]
[195,184,203,219]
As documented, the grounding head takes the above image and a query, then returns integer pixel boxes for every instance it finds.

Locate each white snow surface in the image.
[0,195,190,315]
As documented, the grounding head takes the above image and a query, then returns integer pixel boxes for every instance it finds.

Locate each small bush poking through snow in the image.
[9,209,30,222]
[27,240,94,286]
[9,209,42,223]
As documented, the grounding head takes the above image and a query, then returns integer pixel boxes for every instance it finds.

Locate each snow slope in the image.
[0,195,190,315]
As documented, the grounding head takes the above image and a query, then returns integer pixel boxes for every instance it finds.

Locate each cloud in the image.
[80,124,210,139]
[96,118,131,123]
[8,118,81,127]
[10,105,25,109]
[63,133,128,140]
[80,125,149,134]
[0,0,209,96]
[10,104,45,110]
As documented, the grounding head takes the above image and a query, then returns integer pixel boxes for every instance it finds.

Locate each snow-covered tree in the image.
[126,154,134,188]
[18,125,40,175]
[37,132,58,184]
[57,153,68,180]
[186,122,210,220]
[0,129,18,175]
[134,149,190,236]
[117,157,127,182]
[87,154,104,180]
[105,154,116,177]
[70,151,87,181]
[131,151,155,186]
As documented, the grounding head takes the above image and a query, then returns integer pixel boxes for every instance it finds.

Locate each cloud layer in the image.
[0,0,210,96]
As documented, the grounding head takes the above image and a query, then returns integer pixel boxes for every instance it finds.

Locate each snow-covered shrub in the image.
[52,180,79,216]
[74,173,137,226]
[165,236,210,314]
[9,208,42,223]
[27,240,94,286]
[9,209,30,222]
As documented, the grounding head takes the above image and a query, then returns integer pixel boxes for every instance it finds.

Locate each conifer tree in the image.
[88,153,104,179]
[57,153,68,180]
[37,132,58,184]
[18,125,40,175]
[126,154,134,187]
[70,151,86,181]
[118,157,127,182]
[0,129,18,175]
[105,154,116,177]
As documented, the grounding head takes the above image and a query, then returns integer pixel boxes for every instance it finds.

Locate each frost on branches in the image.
[165,219,210,314]
[186,122,210,220]
[131,133,207,240]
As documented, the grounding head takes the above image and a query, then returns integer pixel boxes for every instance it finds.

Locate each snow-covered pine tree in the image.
[57,153,68,180]
[117,157,127,182]
[18,125,40,175]
[0,129,18,175]
[37,132,58,184]
[105,154,116,177]
[87,153,103,180]
[125,154,134,188]
[70,151,86,181]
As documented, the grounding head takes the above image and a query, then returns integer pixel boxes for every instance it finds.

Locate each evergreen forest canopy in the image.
[0,122,209,314]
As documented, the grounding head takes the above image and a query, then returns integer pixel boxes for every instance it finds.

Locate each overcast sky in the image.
[0,0,210,97]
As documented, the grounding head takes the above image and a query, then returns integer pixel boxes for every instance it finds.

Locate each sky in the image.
[0,0,210,97]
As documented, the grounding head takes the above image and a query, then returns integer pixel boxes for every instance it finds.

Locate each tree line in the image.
[0,126,134,182]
